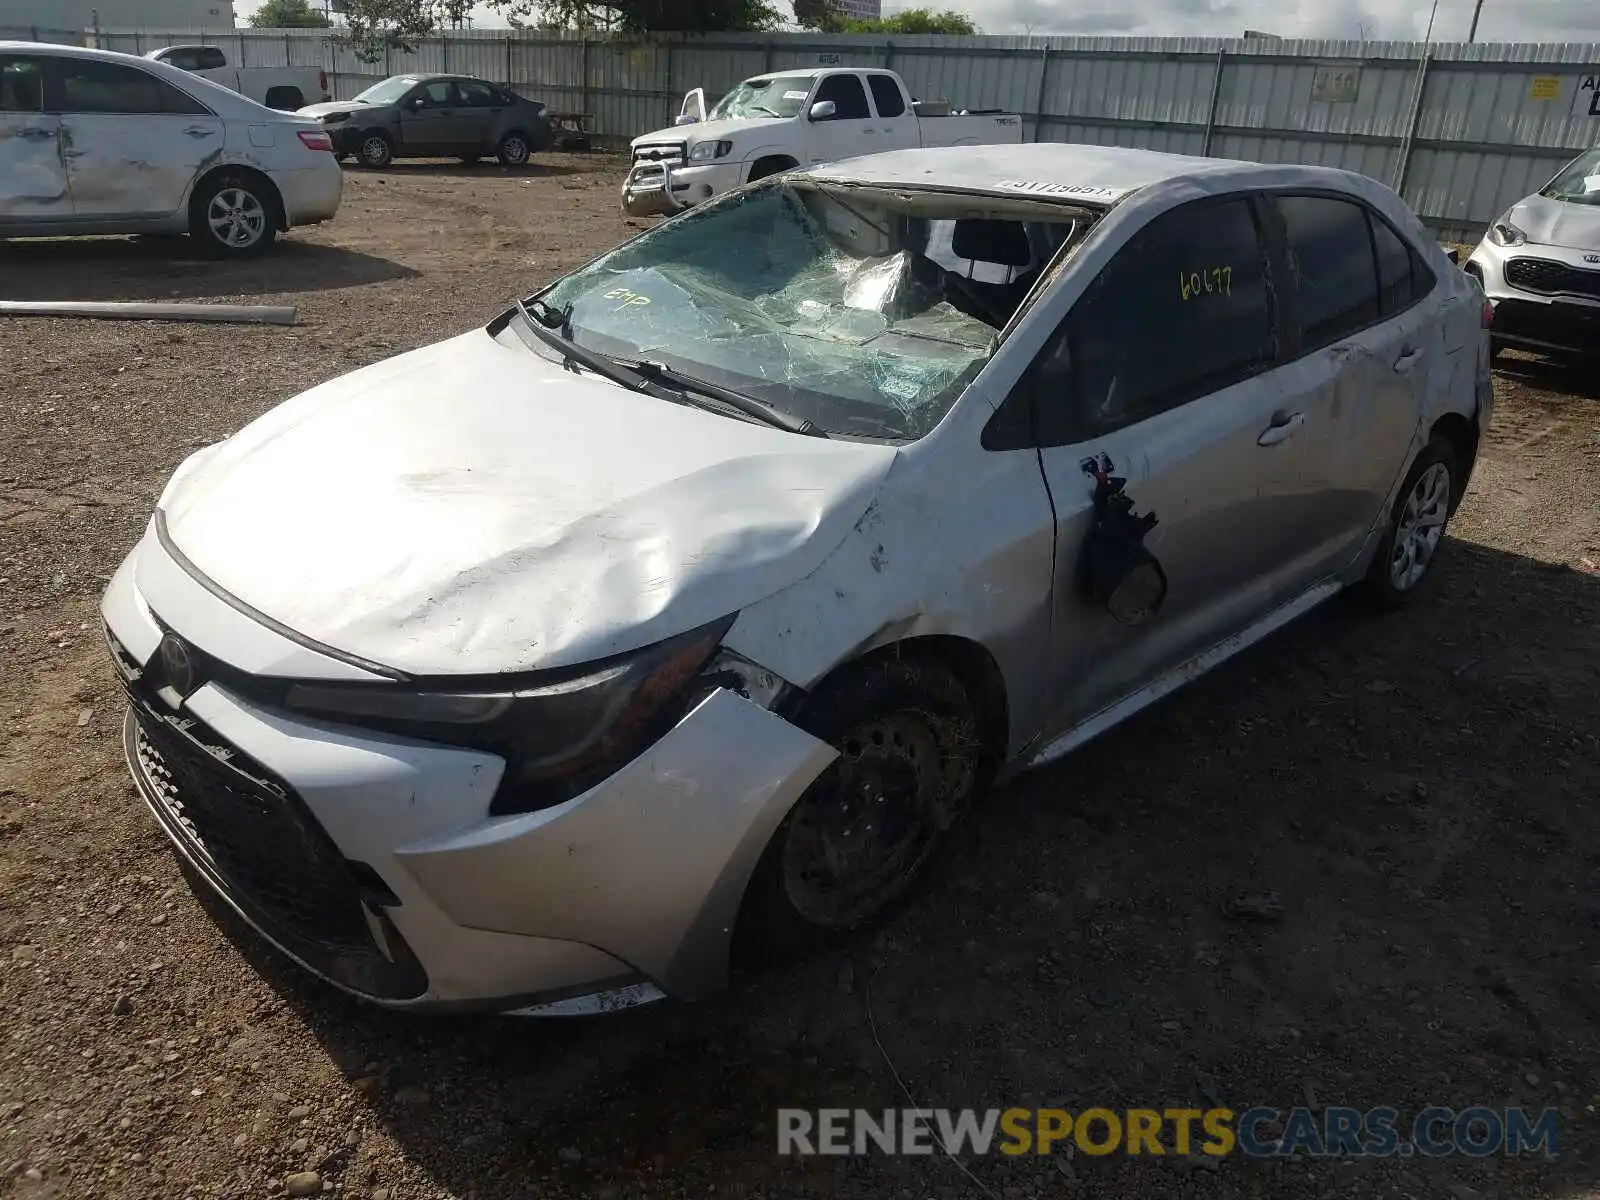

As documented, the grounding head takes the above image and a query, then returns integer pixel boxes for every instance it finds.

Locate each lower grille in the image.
[125,694,426,1000]
[1490,297,1600,352]
[1505,256,1600,301]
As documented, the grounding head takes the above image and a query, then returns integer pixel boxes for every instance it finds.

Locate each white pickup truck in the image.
[622,67,1023,217]
[143,45,331,112]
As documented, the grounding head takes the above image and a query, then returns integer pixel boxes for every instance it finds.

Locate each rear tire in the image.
[497,131,531,167]
[1359,436,1460,610]
[189,171,279,259]
[264,85,304,111]
[733,655,981,965]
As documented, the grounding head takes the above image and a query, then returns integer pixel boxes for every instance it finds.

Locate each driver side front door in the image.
[396,79,458,153]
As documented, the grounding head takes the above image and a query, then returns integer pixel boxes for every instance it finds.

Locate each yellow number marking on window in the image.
[1178,266,1233,300]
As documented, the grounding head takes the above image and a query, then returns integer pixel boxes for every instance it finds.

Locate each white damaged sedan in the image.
[105,144,1491,1015]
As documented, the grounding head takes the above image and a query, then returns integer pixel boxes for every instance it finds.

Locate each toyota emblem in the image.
[157,633,199,698]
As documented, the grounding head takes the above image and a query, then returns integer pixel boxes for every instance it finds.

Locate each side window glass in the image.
[867,74,905,118]
[58,59,206,115]
[196,47,226,70]
[458,80,496,107]
[1370,212,1416,316]
[1037,197,1273,441]
[814,74,870,120]
[412,80,453,107]
[163,49,198,70]
[1275,194,1380,349]
[0,57,45,113]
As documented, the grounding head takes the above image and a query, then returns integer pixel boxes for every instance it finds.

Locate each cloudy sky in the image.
[233,0,1600,41]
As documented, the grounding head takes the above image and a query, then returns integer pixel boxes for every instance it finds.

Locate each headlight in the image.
[688,139,734,162]
[1487,215,1527,247]
[285,615,741,815]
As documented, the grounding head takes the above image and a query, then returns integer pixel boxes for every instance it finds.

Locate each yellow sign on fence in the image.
[1529,76,1561,100]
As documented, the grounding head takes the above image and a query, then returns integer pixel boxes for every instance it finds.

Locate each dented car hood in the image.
[158,328,898,677]
[1507,193,1600,250]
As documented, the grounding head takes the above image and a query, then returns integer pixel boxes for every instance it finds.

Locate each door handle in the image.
[1257,410,1305,446]
[1393,345,1426,374]
[183,126,216,138]
[17,127,56,141]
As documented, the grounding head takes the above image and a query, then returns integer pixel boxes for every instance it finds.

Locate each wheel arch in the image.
[1428,410,1479,512]
[746,153,799,183]
[188,162,287,231]
[784,633,1010,784]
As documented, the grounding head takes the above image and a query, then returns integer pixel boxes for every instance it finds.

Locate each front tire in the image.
[497,131,531,167]
[734,655,981,964]
[1360,436,1460,609]
[357,131,393,168]
[189,172,278,258]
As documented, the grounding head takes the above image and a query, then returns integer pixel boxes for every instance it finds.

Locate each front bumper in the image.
[1467,237,1600,356]
[620,160,743,218]
[102,528,836,1014]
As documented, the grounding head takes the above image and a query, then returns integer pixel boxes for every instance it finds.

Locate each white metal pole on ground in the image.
[0,301,298,326]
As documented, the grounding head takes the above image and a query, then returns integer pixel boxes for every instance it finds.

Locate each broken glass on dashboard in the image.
[536,179,1097,440]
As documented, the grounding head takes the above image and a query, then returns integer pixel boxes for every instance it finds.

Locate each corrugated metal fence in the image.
[30,24,1600,241]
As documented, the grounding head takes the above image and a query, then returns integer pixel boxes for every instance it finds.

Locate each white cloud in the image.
[235,0,1600,41]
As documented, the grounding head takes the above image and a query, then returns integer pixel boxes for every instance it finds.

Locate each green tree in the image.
[794,2,977,33]
[249,0,333,25]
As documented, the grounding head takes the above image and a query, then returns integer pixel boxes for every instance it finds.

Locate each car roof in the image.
[803,142,1381,207]
[0,38,313,121]
[0,39,159,62]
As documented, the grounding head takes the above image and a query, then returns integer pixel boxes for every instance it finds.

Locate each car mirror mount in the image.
[1077,453,1168,626]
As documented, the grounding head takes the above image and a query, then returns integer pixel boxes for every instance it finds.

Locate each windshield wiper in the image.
[632,359,827,438]
[524,296,572,336]
[748,104,781,117]
[512,297,660,395]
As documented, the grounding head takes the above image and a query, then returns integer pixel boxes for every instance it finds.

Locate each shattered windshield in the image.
[353,76,418,105]
[536,180,1093,440]
[1542,148,1600,205]
[707,74,817,120]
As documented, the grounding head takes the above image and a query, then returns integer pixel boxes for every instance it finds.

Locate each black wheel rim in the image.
[362,137,387,165]
[503,137,527,163]
[781,711,948,929]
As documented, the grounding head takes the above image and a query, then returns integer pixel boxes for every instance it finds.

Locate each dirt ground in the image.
[1,155,1598,1200]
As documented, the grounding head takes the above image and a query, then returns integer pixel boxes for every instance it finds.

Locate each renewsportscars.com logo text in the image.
[777,1107,1560,1159]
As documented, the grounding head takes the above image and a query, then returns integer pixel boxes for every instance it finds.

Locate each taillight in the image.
[1481,298,1495,328]
[297,129,333,152]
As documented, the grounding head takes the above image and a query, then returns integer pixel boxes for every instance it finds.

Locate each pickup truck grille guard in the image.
[621,159,689,219]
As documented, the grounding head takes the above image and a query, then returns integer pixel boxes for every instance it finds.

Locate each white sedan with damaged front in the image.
[104,143,1491,1015]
